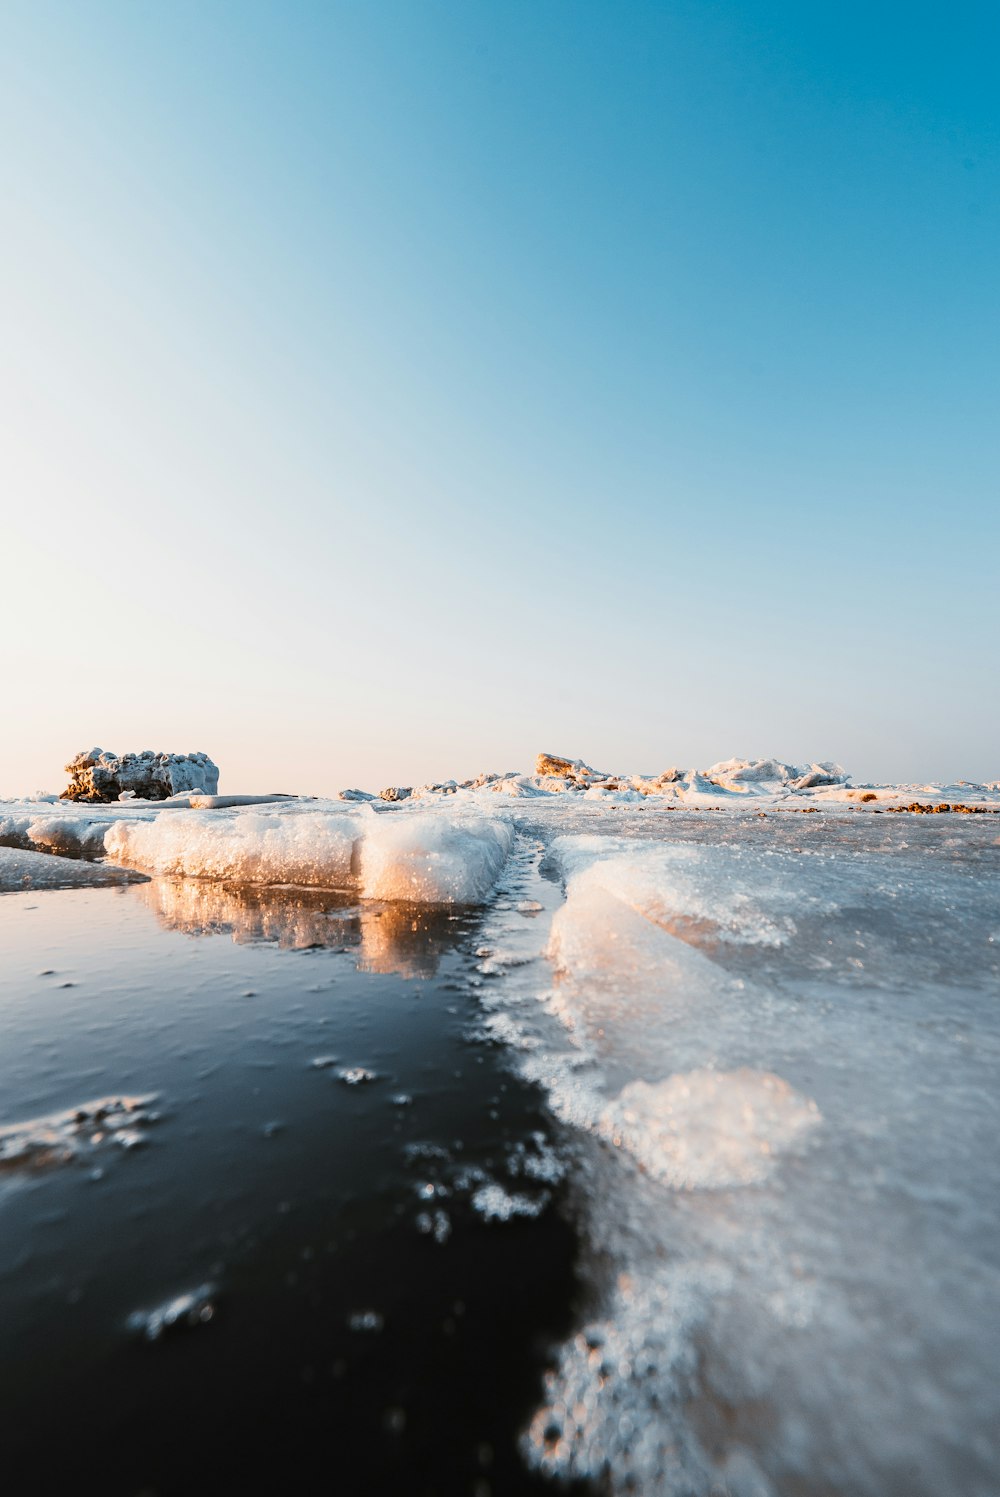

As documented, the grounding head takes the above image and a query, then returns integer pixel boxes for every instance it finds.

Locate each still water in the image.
[0,877,584,1495]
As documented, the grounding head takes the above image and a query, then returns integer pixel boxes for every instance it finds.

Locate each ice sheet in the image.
[472,823,1000,1496]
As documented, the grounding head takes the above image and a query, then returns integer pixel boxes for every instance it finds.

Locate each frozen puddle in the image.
[474,824,1000,1496]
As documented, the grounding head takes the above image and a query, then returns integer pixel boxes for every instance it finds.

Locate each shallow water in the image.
[0,877,585,1495]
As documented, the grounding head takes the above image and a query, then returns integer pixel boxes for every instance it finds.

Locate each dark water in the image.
[0,881,587,1496]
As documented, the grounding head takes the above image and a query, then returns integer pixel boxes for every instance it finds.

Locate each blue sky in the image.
[1,1,997,793]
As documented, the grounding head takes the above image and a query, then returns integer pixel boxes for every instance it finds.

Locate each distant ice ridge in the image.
[402,754,999,809]
[103,801,513,904]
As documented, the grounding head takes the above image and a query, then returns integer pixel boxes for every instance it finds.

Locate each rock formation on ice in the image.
[61,749,219,803]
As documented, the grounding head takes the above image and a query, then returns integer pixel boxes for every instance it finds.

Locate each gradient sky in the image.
[2,1,997,795]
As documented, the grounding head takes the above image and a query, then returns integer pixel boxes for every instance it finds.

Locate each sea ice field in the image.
[1,773,998,1495]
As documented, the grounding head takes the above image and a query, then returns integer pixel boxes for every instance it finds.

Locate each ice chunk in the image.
[105,803,513,904]
[471,1183,549,1221]
[358,811,514,903]
[61,749,219,803]
[105,808,360,888]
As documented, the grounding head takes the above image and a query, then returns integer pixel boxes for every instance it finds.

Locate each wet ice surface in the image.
[0,880,581,1496]
[476,807,1000,1496]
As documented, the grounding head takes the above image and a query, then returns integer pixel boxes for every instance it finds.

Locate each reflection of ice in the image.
[355,903,470,978]
[137,878,357,949]
[138,878,470,977]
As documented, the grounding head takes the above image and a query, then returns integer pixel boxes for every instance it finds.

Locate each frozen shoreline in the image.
[2,784,998,1494]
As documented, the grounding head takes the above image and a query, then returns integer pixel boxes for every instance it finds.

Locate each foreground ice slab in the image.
[473,822,1000,1497]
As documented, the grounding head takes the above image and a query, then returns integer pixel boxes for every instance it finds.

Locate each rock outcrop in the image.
[61,749,219,803]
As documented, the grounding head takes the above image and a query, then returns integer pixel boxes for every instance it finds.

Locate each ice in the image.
[103,801,513,904]
[336,1067,377,1086]
[0,1095,157,1174]
[0,846,146,892]
[62,748,219,802]
[550,835,809,949]
[105,807,360,887]
[357,808,513,903]
[471,821,1000,1496]
[471,1183,549,1221]
[597,1069,820,1189]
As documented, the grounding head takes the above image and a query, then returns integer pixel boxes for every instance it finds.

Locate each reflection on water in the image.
[137,877,473,978]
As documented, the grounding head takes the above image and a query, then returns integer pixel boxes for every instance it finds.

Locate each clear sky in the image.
[1,1,997,795]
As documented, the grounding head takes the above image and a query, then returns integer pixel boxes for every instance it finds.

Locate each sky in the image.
[1,0,997,795]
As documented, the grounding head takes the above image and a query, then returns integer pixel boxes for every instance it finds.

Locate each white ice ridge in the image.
[103,801,513,903]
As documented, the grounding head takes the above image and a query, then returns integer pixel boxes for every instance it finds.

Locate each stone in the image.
[60,749,220,803]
